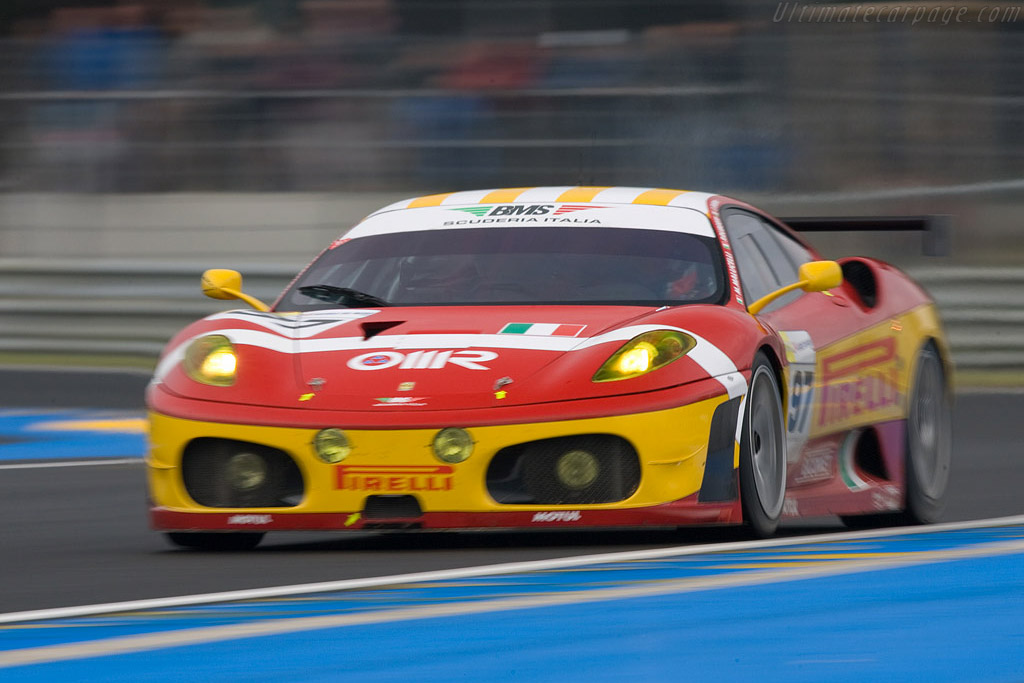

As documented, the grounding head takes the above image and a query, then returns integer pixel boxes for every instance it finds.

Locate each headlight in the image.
[184,335,237,386]
[432,427,474,464]
[592,330,695,382]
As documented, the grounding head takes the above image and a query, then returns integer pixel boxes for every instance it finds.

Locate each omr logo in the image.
[450,204,606,218]
[348,349,499,371]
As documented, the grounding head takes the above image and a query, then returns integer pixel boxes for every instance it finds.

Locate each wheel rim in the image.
[748,367,786,518]
[910,350,950,499]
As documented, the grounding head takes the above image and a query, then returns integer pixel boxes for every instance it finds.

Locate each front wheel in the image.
[739,353,787,538]
[166,532,264,551]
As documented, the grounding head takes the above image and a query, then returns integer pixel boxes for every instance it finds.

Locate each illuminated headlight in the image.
[226,452,266,490]
[592,330,695,382]
[184,335,237,386]
[432,428,474,464]
[556,449,599,490]
[313,428,351,464]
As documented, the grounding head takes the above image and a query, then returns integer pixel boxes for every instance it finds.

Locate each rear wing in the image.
[779,215,951,257]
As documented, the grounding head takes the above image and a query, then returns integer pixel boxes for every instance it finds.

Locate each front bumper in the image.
[147,392,743,531]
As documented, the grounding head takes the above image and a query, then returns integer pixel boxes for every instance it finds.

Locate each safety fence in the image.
[2,24,1023,198]
[0,260,1018,370]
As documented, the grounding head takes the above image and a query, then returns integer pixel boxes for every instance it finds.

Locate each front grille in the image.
[363,495,423,519]
[182,438,304,508]
[486,434,640,505]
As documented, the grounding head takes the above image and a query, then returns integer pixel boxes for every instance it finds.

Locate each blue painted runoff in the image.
[0,410,145,461]
[2,525,1024,682]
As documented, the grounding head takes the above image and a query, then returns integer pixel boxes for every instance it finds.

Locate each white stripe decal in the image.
[512,186,574,202]
[591,187,648,203]
[667,193,696,207]
[734,392,748,444]
[715,371,748,401]
[156,321,747,396]
[205,310,380,338]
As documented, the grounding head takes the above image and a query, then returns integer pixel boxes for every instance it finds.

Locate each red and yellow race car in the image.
[146,186,952,549]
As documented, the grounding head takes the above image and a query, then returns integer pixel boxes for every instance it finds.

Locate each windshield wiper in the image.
[298,284,391,308]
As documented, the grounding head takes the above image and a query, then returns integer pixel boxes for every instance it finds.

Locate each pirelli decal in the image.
[817,337,901,429]
[822,338,896,381]
[335,465,454,492]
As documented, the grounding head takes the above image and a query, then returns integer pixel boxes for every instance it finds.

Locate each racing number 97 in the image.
[788,370,814,434]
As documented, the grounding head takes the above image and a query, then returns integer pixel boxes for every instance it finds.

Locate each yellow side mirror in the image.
[747,260,843,315]
[200,268,270,311]
[797,260,843,292]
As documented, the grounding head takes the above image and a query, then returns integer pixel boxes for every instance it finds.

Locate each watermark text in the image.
[774,3,1021,25]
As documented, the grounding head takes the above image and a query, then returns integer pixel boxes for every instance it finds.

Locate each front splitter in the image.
[151,495,742,532]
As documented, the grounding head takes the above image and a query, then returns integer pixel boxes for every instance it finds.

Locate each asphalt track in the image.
[0,368,1021,619]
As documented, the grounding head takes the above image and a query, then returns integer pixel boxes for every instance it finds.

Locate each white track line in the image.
[2,514,1024,626]
[0,458,141,471]
[0,365,152,376]
[3,534,1024,669]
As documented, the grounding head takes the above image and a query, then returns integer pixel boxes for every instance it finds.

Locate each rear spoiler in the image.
[779,215,951,256]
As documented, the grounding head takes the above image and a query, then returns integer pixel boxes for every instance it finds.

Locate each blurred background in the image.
[0,0,1021,377]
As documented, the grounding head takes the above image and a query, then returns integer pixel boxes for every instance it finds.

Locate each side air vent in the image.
[841,260,878,309]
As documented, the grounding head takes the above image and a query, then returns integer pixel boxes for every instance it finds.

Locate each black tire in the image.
[841,341,951,529]
[902,341,952,523]
[739,353,787,538]
[166,532,264,551]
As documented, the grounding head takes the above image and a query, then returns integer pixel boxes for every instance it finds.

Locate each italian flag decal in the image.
[499,323,586,336]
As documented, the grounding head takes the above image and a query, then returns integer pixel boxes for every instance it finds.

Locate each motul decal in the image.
[336,465,454,492]
[532,511,582,522]
[227,514,273,525]
[347,350,498,371]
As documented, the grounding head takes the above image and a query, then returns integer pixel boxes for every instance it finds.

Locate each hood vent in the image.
[360,320,404,340]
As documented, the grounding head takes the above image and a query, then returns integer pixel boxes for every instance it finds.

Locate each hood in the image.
[155,304,747,412]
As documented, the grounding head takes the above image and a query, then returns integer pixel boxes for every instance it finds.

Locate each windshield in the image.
[277,226,726,310]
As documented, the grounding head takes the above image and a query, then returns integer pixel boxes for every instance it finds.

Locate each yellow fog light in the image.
[593,330,695,382]
[433,427,474,464]
[226,452,266,490]
[184,335,237,386]
[313,428,351,464]
[556,450,599,490]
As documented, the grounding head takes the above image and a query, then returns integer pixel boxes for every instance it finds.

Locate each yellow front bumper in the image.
[148,392,735,527]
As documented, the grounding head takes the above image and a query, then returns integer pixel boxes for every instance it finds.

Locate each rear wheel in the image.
[902,342,952,523]
[739,353,787,538]
[841,341,951,529]
[165,532,264,551]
